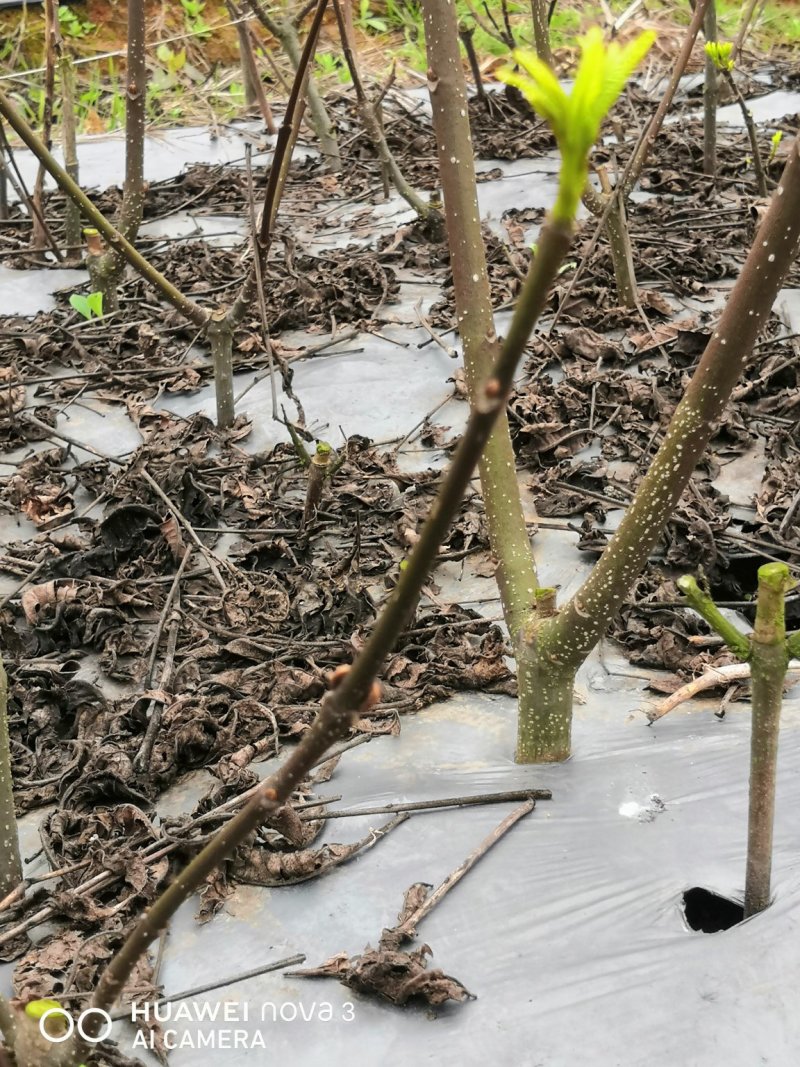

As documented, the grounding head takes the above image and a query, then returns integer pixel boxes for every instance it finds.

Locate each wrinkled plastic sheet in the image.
[102,670,800,1067]
[3,112,800,1064]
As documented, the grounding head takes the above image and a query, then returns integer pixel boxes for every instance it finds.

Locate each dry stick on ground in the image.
[133,546,193,774]
[0,657,22,900]
[392,799,536,939]
[245,0,342,171]
[0,0,324,429]
[107,954,306,1021]
[332,0,441,232]
[289,800,537,987]
[643,660,800,723]
[299,788,551,820]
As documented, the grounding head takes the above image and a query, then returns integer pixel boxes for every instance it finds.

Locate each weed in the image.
[315,52,352,84]
[69,290,104,320]
[180,0,213,40]
[57,4,96,39]
[355,0,389,34]
[382,0,426,70]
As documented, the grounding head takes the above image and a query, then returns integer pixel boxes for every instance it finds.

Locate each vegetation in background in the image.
[0,0,797,136]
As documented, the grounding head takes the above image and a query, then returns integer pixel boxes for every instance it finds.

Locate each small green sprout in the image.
[704,40,734,71]
[24,998,63,1022]
[769,130,783,163]
[499,27,655,223]
[69,291,104,320]
[25,998,71,1041]
[156,44,187,76]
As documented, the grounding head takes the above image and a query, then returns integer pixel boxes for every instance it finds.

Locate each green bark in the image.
[421,0,539,642]
[208,312,236,429]
[518,136,800,761]
[516,630,573,762]
[745,563,792,916]
[677,574,750,658]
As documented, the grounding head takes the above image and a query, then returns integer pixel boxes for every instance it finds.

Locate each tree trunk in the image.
[604,184,637,308]
[703,0,718,178]
[518,136,800,761]
[334,0,440,231]
[530,0,554,66]
[0,658,22,899]
[59,53,81,256]
[421,0,540,644]
[91,0,147,309]
[516,618,573,762]
[230,1,277,132]
[745,564,792,916]
[245,0,342,171]
[30,0,58,257]
[208,312,236,429]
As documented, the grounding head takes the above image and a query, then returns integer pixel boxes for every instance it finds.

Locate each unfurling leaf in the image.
[499,27,656,223]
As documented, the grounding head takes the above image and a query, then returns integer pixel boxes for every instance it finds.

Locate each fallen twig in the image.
[299,788,551,820]
[395,799,535,938]
[644,662,800,722]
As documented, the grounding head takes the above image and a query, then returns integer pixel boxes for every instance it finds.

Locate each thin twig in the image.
[394,799,536,937]
[299,788,551,820]
[134,548,190,775]
[108,954,306,1020]
[139,467,228,593]
[244,142,279,419]
[644,662,800,722]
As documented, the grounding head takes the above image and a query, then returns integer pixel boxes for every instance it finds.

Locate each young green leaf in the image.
[704,40,734,71]
[69,291,104,320]
[69,294,91,320]
[499,27,655,223]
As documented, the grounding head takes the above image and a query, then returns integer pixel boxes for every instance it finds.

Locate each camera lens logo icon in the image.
[38,1007,113,1045]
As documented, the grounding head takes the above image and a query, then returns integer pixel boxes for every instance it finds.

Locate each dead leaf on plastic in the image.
[20,581,77,625]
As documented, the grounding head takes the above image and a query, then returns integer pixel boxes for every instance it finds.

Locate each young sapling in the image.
[705,40,768,196]
[679,566,800,916]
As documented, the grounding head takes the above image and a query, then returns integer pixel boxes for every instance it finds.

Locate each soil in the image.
[0,49,799,1066]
